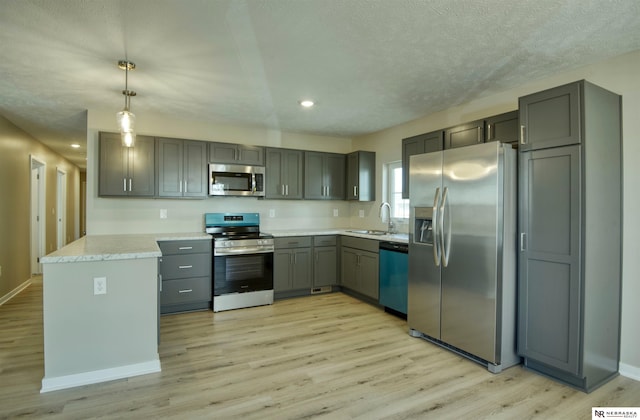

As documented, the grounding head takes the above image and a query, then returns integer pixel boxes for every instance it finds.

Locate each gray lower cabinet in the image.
[304,152,346,200]
[346,151,375,201]
[518,80,622,392]
[401,130,443,199]
[340,236,379,300]
[313,236,338,288]
[444,119,484,149]
[158,240,212,314]
[274,237,312,293]
[208,141,264,165]
[99,132,155,197]
[265,148,304,199]
[156,137,207,198]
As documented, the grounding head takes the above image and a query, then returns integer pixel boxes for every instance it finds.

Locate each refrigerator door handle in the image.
[433,187,442,266]
[440,186,452,267]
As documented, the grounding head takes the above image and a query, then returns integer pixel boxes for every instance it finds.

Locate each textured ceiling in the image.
[1,0,639,168]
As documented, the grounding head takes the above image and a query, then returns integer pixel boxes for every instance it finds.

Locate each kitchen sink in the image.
[346,229,389,236]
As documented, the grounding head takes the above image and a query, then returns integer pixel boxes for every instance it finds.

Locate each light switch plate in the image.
[359,210,365,218]
[160,209,168,219]
[333,208,339,217]
[269,209,275,218]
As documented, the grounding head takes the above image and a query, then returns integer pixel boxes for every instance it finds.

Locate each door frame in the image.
[56,168,67,249]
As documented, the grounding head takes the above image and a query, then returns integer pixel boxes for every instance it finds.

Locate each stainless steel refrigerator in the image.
[408,141,520,373]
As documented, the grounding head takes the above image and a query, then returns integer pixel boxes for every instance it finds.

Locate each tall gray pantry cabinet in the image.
[517,80,622,392]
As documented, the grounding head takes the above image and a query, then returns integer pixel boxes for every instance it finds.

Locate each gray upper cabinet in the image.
[346,151,375,201]
[485,110,519,144]
[157,137,207,198]
[519,82,581,151]
[444,119,484,149]
[99,132,155,197]
[208,141,265,165]
[265,148,304,199]
[517,80,622,392]
[401,130,443,199]
[304,152,346,200]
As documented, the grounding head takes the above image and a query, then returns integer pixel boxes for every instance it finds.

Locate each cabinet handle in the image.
[293,253,297,265]
[123,178,127,192]
[178,246,193,250]
[282,185,285,196]
[178,265,193,269]
[184,180,187,193]
[179,180,183,193]
[520,125,526,145]
[129,178,132,192]
[286,184,289,196]
[477,126,483,143]
[178,289,193,294]
[487,124,492,140]
[520,233,526,251]
[353,186,357,197]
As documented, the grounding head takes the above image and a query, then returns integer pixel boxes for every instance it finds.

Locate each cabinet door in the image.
[519,82,581,151]
[238,145,264,165]
[325,153,346,199]
[274,250,292,291]
[183,140,207,197]
[304,152,325,199]
[265,148,303,199]
[346,151,375,201]
[518,145,581,374]
[358,251,379,300]
[314,247,337,287]
[444,120,484,149]
[284,149,304,199]
[401,131,443,199]
[291,249,312,289]
[127,135,155,196]
[157,137,184,197]
[346,152,359,200]
[340,248,359,290]
[99,132,129,196]
[208,142,238,163]
[485,110,519,144]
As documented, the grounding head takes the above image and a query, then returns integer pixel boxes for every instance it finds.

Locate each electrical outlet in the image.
[269,209,275,218]
[93,277,107,295]
[359,210,365,218]
[333,208,339,217]
[160,209,168,219]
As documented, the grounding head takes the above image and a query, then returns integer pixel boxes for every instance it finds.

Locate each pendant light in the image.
[116,60,137,147]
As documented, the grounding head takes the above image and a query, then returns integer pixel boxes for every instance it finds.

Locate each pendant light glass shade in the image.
[116,60,137,147]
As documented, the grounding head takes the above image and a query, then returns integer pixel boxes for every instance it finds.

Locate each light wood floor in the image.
[1,278,639,419]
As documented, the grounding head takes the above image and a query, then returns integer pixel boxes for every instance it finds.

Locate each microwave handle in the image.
[252,173,257,193]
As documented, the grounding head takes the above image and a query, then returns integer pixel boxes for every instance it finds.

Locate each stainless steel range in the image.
[205,213,274,312]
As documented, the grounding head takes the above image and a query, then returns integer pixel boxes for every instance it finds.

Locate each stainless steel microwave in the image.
[208,163,265,197]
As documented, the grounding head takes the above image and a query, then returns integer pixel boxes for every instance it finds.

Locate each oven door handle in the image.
[214,247,274,256]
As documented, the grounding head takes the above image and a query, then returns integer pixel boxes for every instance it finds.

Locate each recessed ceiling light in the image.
[299,100,315,108]
[70,143,81,148]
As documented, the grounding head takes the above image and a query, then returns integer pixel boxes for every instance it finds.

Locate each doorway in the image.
[56,168,67,249]
[30,156,46,275]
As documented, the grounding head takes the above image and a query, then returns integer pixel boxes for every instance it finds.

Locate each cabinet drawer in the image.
[275,236,312,248]
[341,236,379,253]
[314,235,337,247]
[161,254,211,280]
[161,277,211,305]
[159,240,212,255]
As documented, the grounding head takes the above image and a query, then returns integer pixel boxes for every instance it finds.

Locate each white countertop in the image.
[41,233,211,264]
[267,229,409,243]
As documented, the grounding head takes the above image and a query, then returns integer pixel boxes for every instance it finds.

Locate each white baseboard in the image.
[620,363,640,382]
[41,358,161,393]
[0,278,32,306]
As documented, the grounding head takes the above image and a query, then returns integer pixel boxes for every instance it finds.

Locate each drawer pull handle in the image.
[178,289,193,294]
[178,246,193,250]
[178,265,193,269]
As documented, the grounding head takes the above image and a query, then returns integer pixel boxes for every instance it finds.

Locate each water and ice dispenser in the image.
[413,207,434,245]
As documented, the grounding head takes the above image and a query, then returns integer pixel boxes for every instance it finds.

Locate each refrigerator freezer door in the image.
[408,151,443,339]
[440,142,502,363]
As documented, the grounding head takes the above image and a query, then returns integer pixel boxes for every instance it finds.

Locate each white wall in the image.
[353,50,640,377]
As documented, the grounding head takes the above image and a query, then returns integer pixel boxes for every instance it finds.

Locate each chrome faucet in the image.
[379,202,394,234]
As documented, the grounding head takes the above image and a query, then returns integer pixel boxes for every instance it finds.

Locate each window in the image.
[384,161,409,219]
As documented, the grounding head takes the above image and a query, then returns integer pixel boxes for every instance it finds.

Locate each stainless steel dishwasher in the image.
[378,241,408,317]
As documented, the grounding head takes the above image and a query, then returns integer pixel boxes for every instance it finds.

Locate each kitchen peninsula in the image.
[39,233,209,393]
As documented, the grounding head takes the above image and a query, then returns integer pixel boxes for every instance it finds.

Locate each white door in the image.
[56,169,67,249]
[30,156,46,275]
